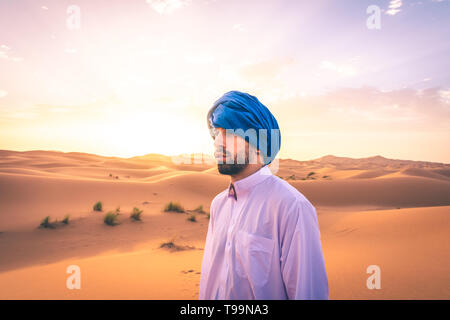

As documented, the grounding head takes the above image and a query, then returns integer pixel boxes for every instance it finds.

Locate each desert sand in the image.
[0,150,449,299]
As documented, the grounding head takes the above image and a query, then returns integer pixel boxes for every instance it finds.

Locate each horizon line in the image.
[1,148,449,166]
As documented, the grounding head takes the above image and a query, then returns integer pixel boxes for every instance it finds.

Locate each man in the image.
[199,90,328,300]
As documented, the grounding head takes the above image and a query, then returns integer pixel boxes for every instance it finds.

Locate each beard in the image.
[217,162,248,175]
[217,153,249,175]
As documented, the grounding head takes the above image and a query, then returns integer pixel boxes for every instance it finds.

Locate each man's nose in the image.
[214,131,226,148]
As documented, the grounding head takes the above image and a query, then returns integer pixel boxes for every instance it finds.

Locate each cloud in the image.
[0,90,7,98]
[386,0,402,15]
[232,23,246,32]
[273,86,450,133]
[3,112,38,120]
[238,57,295,80]
[439,89,450,104]
[146,0,191,15]
[64,47,77,54]
[0,44,23,62]
[319,60,357,77]
[184,53,215,64]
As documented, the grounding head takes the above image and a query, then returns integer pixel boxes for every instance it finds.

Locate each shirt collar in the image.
[227,165,273,201]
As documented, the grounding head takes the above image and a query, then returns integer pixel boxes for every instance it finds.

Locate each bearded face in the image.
[212,128,258,176]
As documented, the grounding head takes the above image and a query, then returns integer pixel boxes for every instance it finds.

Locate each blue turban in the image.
[206,90,281,166]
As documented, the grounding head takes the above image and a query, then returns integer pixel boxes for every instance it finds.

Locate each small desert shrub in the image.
[160,240,176,250]
[62,214,70,224]
[130,207,143,221]
[206,213,210,219]
[160,236,181,250]
[164,201,185,213]
[40,216,56,229]
[307,171,316,178]
[104,211,119,226]
[160,237,194,251]
[193,205,205,214]
[187,214,197,222]
[93,201,103,212]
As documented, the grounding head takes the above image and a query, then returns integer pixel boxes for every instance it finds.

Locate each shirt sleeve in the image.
[279,200,329,300]
[198,196,217,299]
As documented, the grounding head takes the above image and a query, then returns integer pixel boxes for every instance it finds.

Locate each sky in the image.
[0,0,449,163]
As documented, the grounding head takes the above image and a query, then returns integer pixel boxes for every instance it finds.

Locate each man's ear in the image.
[256,150,264,165]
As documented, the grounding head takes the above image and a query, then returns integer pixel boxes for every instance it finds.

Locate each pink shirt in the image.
[199,165,329,299]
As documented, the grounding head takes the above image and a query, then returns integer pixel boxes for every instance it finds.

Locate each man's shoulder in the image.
[266,175,318,225]
[265,174,313,207]
[210,189,228,210]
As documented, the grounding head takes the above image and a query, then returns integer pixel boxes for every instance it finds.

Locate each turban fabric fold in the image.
[206,90,281,166]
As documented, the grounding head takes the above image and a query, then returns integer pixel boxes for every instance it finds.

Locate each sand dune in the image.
[291,176,450,209]
[0,150,449,299]
[347,169,396,179]
[397,167,450,181]
[321,205,450,299]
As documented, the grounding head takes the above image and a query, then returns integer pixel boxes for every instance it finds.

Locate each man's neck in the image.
[230,164,264,183]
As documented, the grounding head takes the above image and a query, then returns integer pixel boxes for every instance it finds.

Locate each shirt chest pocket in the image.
[234,230,275,287]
